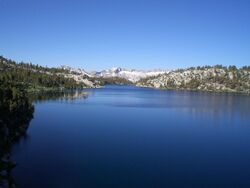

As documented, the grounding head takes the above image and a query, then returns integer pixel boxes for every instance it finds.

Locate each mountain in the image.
[1,56,250,94]
[0,56,101,91]
[61,66,169,83]
[90,67,168,82]
[137,66,250,94]
[60,66,92,77]
[60,66,100,87]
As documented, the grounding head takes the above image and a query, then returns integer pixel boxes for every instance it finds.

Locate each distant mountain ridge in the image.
[61,66,169,82]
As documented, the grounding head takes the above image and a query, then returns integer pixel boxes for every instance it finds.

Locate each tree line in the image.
[0,56,87,91]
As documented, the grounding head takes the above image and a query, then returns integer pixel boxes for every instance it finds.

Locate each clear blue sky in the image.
[0,0,249,70]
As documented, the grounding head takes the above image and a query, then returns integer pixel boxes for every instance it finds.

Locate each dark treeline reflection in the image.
[29,90,89,103]
[0,84,34,187]
[0,88,89,187]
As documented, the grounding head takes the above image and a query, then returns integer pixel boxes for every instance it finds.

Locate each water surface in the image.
[12,85,250,188]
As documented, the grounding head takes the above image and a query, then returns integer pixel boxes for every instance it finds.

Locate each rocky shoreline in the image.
[137,66,250,94]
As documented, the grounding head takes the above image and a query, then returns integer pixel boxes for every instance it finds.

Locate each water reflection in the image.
[11,86,250,188]
[153,91,250,120]
[0,88,34,187]
[29,90,90,102]
[0,90,89,187]
[85,87,250,120]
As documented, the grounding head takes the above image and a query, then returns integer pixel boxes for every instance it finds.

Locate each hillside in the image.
[137,65,250,94]
[0,56,101,91]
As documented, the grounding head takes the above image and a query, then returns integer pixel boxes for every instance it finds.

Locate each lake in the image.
[12,85,250,188]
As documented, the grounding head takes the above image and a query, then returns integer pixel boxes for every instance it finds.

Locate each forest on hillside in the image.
[0,56,88,91]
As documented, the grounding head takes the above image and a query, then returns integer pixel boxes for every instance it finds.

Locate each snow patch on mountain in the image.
[61,66,92,77]
[60,66,169,83]
[92,67,169,82]
[59,66,100,87]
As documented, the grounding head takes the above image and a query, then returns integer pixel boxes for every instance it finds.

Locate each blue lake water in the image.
[12,85,250,188]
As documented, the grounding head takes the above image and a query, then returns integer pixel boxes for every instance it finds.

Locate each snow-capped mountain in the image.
[92,67,168,82]
[61,66,92,77]
[59,66,101,87]
[60,66,168,83]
